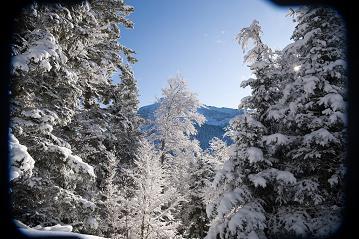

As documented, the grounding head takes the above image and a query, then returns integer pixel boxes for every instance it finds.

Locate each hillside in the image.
[138,104,244,149]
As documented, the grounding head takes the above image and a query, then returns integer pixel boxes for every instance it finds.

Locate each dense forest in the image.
[9,1,346,238]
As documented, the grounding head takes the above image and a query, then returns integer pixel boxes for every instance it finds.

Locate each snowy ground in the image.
[15,220,106,239]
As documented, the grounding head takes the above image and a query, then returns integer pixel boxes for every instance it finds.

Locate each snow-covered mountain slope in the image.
[198,105,244,126]
[138,104,244,149]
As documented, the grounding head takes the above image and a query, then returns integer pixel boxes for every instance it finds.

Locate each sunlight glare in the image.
[293,65,301,72]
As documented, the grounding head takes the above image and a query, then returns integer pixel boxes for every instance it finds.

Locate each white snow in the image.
[328,111,345,125]
[302,76,318,95]
[246,147,264,164]
[240,78,256,88]
[47,144,72,159]
[266,109,282,121]
[249,168,296,187]
[286,215,309,236]
[86,217,99,230]
[216,188,251,219]
[251,61,267,70]
[39,123,54,133]
[318,93,345,111]
[15,220,106,238]
[12,30,62,74]
[21,109,42,119]
[285,28,321,55]
[294,179,324,205]
[78,196,96,210]
[225,203,265,237]
[288,102,298,115]
[248,174,267,188]
[21,109,59,125]
[39,59,52,71]
[263,133,293,146]
[246,115,265,128]
[323,59,346,72]
[328,174,339,187]
[303,128,338,146]
[9,133,35,181]
[18,227,106,239]
[67,155,96,177]
[236,20,263,52]
[53,187,96,211]
[32,224,73,232]
[275,170,297,184]
[47,144,95,177]
[248,231,260,239]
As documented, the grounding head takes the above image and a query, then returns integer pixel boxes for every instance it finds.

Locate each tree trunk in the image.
[160,140,165,164]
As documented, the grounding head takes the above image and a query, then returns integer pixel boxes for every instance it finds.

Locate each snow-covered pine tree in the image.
[110,67,141,183]
[82,0,140,170]
[63,106,126,236]
[265,7,347,238]
[58,0,139,236]
[205,20,297,239]
[10,1,139,236]
[206,114,268,239]
[178,155,210,238]
[10,3,97,230]
[63,0,138,233]
[237,20,283,123]
[101,81,141,238]
[179,137,230,238]
[206,137,230,170]
[106,16,141,239]
[178,158,207,237]
[201,137,230,212]
[64,0,136,110]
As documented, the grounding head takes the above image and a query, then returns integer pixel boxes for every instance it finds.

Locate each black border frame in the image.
[1,0,356,238]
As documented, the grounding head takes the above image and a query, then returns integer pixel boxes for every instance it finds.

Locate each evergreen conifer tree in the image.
[265,7,347,238]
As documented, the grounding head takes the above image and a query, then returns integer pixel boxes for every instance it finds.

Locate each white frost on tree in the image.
[9,1,139,237]
[9,133,35,181]
[148,75,205,237]
[151,75,205,164]
[264,7,347,238]
[120,140,180,239]
[206,19,301,239]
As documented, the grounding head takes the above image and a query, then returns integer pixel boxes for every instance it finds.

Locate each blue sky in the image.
[119,0,296,108]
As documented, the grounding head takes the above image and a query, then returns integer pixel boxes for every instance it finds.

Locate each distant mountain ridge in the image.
[197,105,243,126]
[138,103,244,149]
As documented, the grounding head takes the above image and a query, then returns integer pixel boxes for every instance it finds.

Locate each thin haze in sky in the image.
[119,0,296,108]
